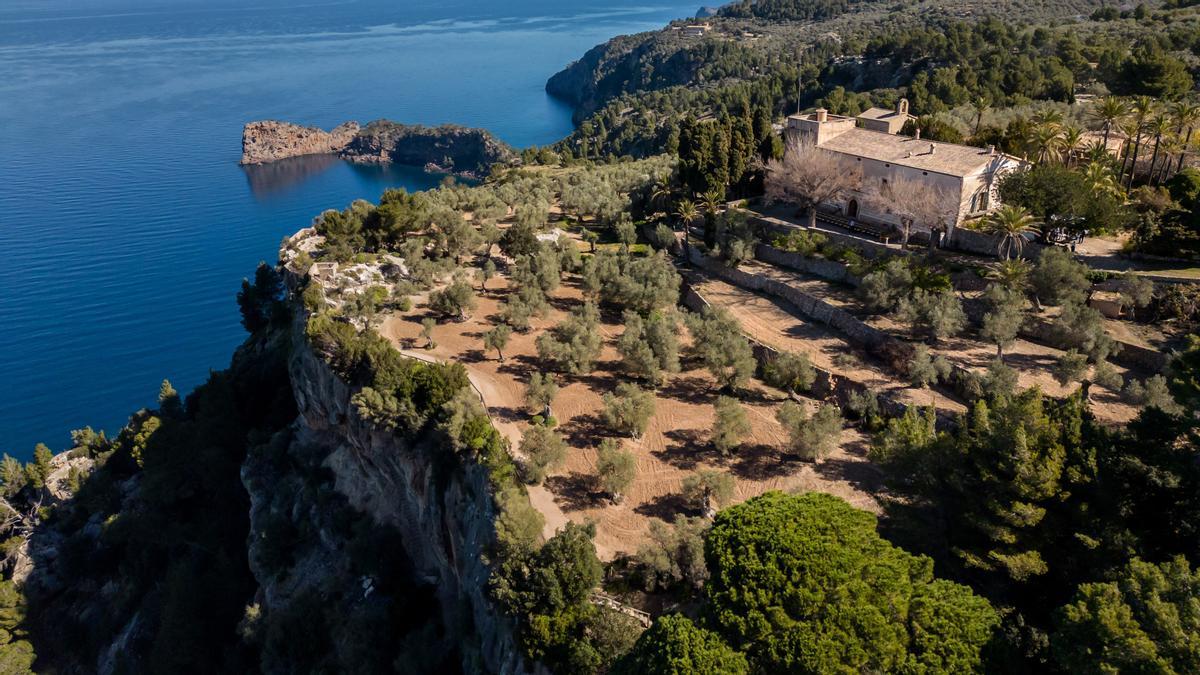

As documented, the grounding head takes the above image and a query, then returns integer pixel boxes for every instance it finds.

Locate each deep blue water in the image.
[0,0,692,458]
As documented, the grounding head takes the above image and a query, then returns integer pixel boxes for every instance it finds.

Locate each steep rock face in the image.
[544,30,711,122]
[242,319,525,673]
[340,121,515,177]
[240,120,360,165]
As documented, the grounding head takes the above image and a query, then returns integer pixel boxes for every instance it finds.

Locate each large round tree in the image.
[704,492,999,674]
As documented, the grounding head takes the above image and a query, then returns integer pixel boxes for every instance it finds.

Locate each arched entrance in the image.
[846,199,859,219]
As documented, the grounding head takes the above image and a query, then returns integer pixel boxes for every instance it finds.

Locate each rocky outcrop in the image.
[240,120,360,165]
[340,121,515,177]
[240,119,515,177]
[239,305,525,673]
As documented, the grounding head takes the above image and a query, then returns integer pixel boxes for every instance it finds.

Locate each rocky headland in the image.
[240,120,360,165]
[241,119,516,178]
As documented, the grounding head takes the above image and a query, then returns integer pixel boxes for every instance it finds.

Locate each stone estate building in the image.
[785,100,1026,242]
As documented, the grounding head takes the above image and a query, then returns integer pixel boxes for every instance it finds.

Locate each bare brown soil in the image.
[377,271,880,560]
[731,259,1140,424]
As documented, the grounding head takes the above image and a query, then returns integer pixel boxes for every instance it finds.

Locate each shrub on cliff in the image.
[492,523,604,672]
[612,614,747,675]
[520,425,568,485]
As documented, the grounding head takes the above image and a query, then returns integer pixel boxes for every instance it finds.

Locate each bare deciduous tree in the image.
[764,141,863,228]
[862,174,958,249]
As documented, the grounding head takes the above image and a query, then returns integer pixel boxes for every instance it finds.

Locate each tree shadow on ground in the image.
[655,429,709,470]
[634,492,694,521]
[1000,351,1058,372]
[489,405,528,425]
[559,413,609,447]
[812,439,885,494]
[546,472,604,511]
[731,443,794,481]
[546,294,580,314]
[497,353,540,379]
[657,375,715,405]
[459,348,488,364]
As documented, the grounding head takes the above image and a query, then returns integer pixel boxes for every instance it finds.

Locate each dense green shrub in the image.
[704,492,999,674]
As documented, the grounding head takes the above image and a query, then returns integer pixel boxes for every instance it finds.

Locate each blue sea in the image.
[0,0,693,458]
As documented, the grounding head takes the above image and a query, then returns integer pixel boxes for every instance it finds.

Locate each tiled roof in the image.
[857,107,906,121]
[818,127,1016,177]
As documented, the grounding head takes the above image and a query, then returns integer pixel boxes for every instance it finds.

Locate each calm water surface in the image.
[0,0,693,457]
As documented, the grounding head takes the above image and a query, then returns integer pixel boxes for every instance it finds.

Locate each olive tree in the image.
[898,288,967,343]
[908,345,952,388]
[776,401,843,461]
[520,424,568,485]
[602,383,656,438]
[536,301,603,374]
[525,372,559,417]
[420,317,436,349]
[617,310,680,384]
[596,438,637,504]
[980,284,1027,359]
[428,278,477,320]
[712,396,751,455]
[681,469,735,518]
[482,324,511,362]
[763,351,816,395]
[1053,350,1089,387]
[685,307,756,391]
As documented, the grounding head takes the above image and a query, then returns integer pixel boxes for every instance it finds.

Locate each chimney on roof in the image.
[988,144,996,156]
[815,108,828,123]
[929,143,936,155]
[914,128,921,140]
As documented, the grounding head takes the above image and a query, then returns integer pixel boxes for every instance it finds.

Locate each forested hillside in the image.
[546,0,1199,162]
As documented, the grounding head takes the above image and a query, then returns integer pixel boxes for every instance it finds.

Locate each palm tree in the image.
[701,190,723,248]
[1031,124,1063,164]
[1091,96,1128,149]
[1124,96,1155,186]
[1084,141,1111,167]
[675,199,699,249]
[1060,125,1085,167]
[650,177,674,215]
[1170,100,1200,175]
[987,259,1033,292]
[1144,113,1173,186]
[1083,161,1122,198]
[1153,135,1183,186]
[986,205,1040,260]
[1032,107,1065,130]
[971,96,990,136]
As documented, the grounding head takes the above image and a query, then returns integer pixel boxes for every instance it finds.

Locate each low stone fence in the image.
[754,243,862,286]
[684,251,964,428]
[682,282,915,423]
[759,244,1166,374]
[747,214,901,260]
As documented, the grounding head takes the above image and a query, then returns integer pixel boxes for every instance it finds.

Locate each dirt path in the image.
[734,259,1139,424]
[691,275,966,416]
[376,275,881,560]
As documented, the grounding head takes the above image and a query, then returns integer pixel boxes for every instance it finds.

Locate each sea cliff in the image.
[239,303,525,673]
